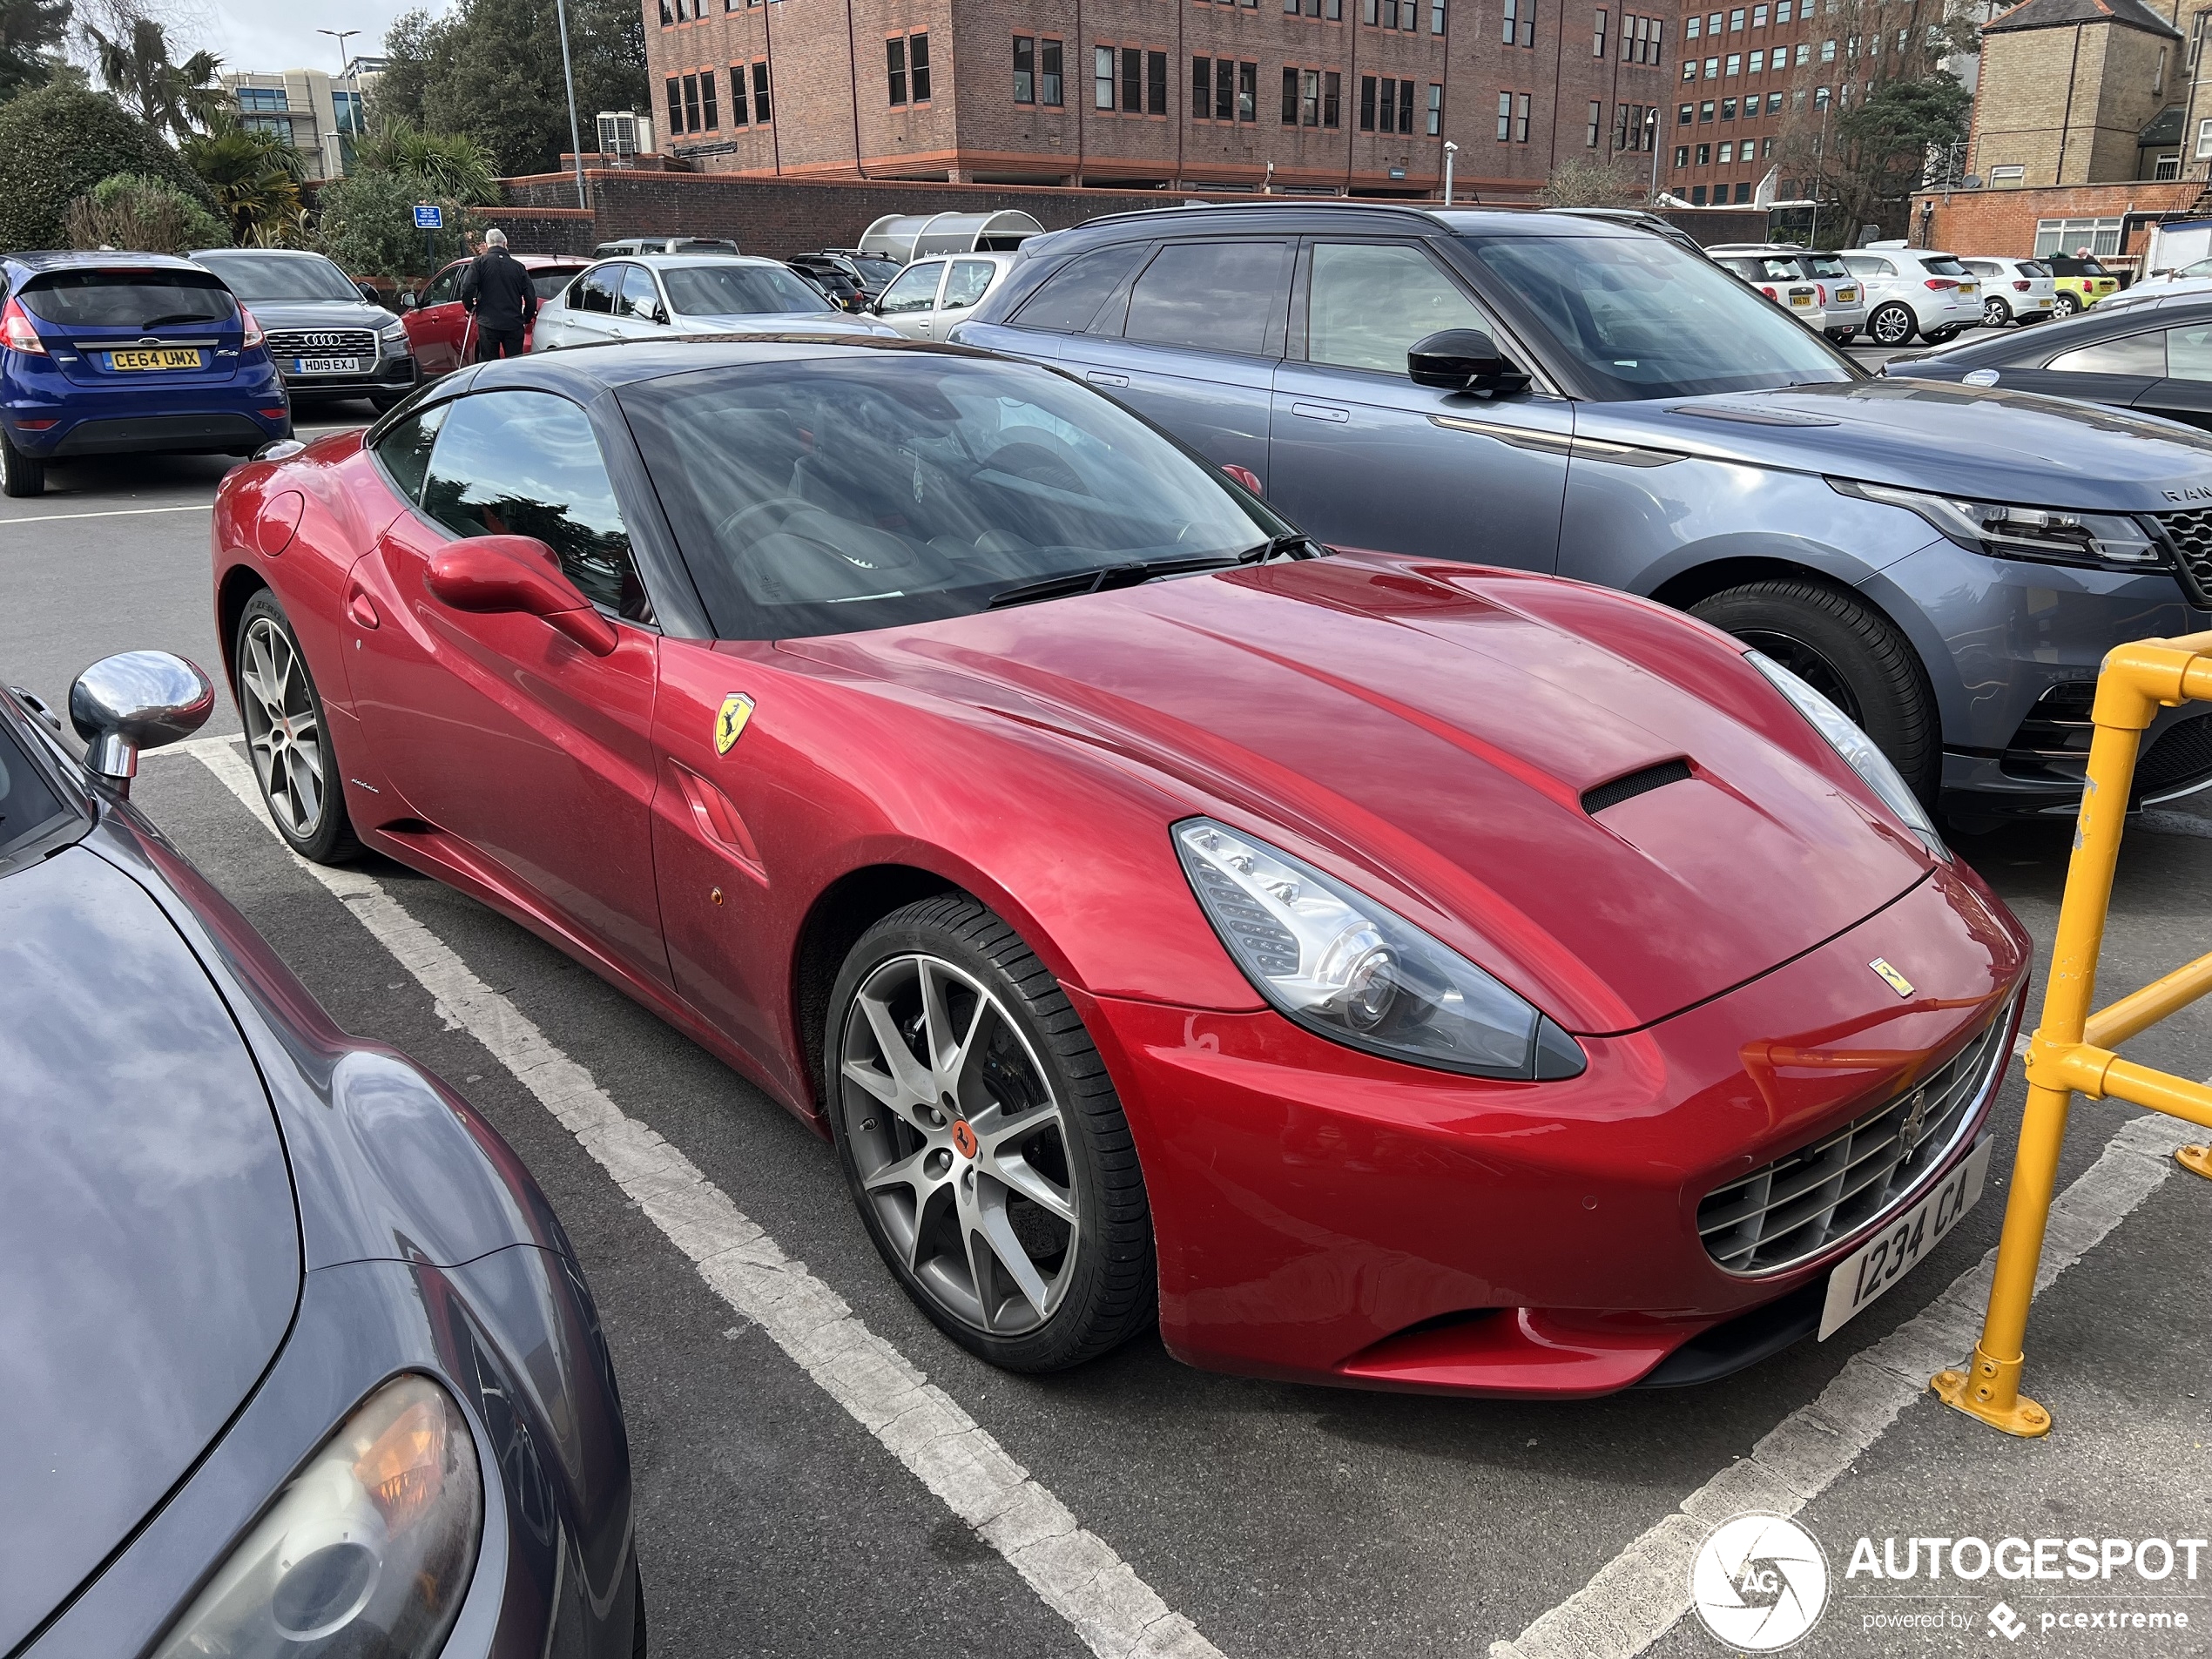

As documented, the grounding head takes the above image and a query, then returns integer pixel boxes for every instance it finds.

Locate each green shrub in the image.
[0,81,219,251]
[64,172,227,254]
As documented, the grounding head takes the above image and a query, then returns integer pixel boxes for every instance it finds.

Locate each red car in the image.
[211,339,2029,1396]
[398,253,590,376]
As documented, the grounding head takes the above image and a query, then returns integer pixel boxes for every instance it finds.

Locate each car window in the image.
[618,265,662,320]
[1123,241,1289,356]
[194,252,360,303]
[1458,232,1854,401]
[942,260,996,312]
[659,262,834,317]
[2020,261,2052,279]
[2183,260,2212,279]
[1306,242,1493,374]
[0,718,72,869]
[617,354,1281,641]
[373,401,449,504]
[1844,256,1894,277]
[1803,254,1851,280]
[529,266,584,301]
[876,262,945,315]
[420,391,650,624]
[421,265,465,307]
[17,268,235,327]
[2045,331,2167,378]
[1920,256,1970,278]
[1962,260,1997,277]
[1010,245,1148,334]
[2163,325,2212,380]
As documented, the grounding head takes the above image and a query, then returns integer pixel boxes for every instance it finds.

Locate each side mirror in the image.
[357,280,383,306]
[397,291,419,310]
[68,650,213,792]
[424,536,617,656]
[1408,328,1532,395]
[651,305,671,326]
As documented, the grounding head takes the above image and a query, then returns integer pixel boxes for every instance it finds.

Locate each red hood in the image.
[785,558,1932,1034]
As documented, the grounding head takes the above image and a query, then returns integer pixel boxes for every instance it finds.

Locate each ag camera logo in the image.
[1692,1513,1831,1650]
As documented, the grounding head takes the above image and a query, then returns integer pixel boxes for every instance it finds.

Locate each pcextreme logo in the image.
[1692,1514,1831,1651]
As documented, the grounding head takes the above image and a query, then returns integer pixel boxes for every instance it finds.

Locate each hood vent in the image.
[1582,758,1694,816]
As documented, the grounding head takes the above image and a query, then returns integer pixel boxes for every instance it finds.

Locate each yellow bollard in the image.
[1932,634,2212,1439]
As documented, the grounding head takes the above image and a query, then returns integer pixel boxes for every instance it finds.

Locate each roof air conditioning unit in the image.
[597,111,651,161]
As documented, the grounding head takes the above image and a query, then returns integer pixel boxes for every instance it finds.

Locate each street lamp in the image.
[316,28,358,78]
[1646,108,1662,202]
[1442,139,1458,206]
[553,0,589,211]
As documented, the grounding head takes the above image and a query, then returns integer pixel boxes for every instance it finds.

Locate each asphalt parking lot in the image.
[10,385,2212,1659]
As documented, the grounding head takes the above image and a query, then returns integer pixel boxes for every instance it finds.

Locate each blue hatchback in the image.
[0,251,291,497]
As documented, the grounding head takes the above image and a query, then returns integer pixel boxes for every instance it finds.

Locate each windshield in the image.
[1921,256,1970,277]
[1803,253,1851,280]
[660,263,835,318]
[852,256,901,287]
[619,355,1282,639]
[1455,233,1856,401]
[530,267,585,300]
[193,251,360,303]
[18,268,236,328]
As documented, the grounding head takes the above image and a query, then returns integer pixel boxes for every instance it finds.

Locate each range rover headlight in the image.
[153,1374,482,1659]
[1745,649,1948,862]
[1831,477,2164,571]
[1174,818,1585,1080]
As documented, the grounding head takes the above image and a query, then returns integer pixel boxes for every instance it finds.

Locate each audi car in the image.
[192,247,419,412]
[2,657,639,1655]
[211,336,2029,1397]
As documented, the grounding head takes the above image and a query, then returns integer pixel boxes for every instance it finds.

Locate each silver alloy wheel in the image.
[837,953,1078,1335]
[238,616,326,837]
[1983,296,2009,327]
[1870,303,1914,346]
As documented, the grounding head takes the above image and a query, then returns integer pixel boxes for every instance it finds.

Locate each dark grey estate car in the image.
[193,248,419,412]
[951,203,2212,825]
[1,658,640,1658]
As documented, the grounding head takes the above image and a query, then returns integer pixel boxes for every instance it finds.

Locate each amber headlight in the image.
[1175,818,1585,1080]
[154,1374,482,1658]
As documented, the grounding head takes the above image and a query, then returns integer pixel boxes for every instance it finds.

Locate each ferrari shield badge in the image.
[713,693,755,756]
[1868,958,1915,999]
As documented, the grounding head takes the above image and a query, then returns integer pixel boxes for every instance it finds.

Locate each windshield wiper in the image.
[1235,533,1328,563]
[985,556,1241,610]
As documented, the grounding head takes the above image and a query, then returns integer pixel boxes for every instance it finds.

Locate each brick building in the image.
[1965,0,2184,186]
[640,0,1677,201]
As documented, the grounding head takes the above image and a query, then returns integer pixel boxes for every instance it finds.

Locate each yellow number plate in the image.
[1791,293,1813,307]
[108,348,203,371]
[1837,287,1857,302]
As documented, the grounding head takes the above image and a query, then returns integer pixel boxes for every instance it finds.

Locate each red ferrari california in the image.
[212,337,2028,1397]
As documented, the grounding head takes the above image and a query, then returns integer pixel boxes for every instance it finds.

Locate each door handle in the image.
[1291,401,1350,422]
[1086,370,1130,388]
[346,582,380,629]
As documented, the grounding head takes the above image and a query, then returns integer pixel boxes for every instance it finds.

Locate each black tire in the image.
[1867,301,1917,347]
[826,894,1155,1372]
[1689,577,1939,804]
[1981,295,2012,328]
[1,430,44,497]
[2054,291,2082,316]
[232,589,362,863]
[370,390,408,414]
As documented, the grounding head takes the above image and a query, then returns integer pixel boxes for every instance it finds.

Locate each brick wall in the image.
[1910,179,2202,260]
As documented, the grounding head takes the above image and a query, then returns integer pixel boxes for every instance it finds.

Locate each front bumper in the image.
[24,1249,636,1659]
[276,351,419,398]
[1077,860,2028,1398]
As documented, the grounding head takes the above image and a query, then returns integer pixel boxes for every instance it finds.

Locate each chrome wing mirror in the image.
[68,651,213,795]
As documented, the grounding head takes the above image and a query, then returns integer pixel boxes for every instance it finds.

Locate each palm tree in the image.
[85,15,224,138]
[0,0,71,100]
[179,120,305,246]
[352,120,498,206]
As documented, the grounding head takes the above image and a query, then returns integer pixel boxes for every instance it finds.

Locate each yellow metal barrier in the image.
[1932,630,2212,1438]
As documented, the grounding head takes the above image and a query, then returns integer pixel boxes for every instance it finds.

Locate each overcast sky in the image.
[193,0,440,77]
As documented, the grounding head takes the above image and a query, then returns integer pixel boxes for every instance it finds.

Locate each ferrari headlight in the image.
[1745,650,1947,862]
[1831,477,2163,572]
[153,1374,482,1659]
[1174,819,1585,1080]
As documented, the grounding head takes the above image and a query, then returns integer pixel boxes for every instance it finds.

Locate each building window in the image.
[1594,8,1607,55]
[1673,145,1687,165]
[912,33,932,102]
[1123,45,1142,115]
[1819,37,1835,61]
[1677,101,1690,124]
[1749,48,1762,72]
[1720,96,1734,118]
[1765,90,1780,112]
[1363,74,1415,132]
[658,0,672,22]
[1587,98,1602,145]
[1042,39,1063,105]
[1730,5,1743,27]
[1988,162,2025,185]
[1496,89,1511,139]
[1812,84,1830,111]
[236,84,288,111]
[1193,55,1211,118]
[1502,0,1516,41]
[1427,83,1442,133]
[729,64,748,125]
[1433,0,1447,33]
[1096,44,1114,109]
[1239,60,1257,119]
[1015,35,1035,103]
[699,68,717,128]
[1515,91,1531,140]
[1703,55,1717,77]
[1794,42,1809,64]
[1690,184,1707,204]
[1724,51,1739,74]
[1684,13,1698,37]
[1695,143,1710,164]
[1305,67,1325,125]
[1698,98,1713,120]
[1217,57,1237,118]
[888,37,907,105]
[752,59,772,121]
[1717,139,1732,162]
[1777,0,1790,17]
[1282,65,1299,123]
[1325,71,1341,125]
[1752,2,1766,22]
[1150,50,1168,113]
[665,75,681,134]
[2033,216,2123,256]
[1682,58,1696,81]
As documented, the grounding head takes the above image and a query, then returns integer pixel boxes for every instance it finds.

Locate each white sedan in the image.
[532,254,898,349]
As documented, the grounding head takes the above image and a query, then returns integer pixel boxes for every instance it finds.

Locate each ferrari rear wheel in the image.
[827,896,1155,1372]
[235,590,361,864]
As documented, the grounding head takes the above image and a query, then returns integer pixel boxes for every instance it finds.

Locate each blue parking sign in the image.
[412,203,444,230]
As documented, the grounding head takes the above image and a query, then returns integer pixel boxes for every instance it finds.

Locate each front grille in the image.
[2154,509,2212,608]
[2002,685,2212,800]
[1583,758,1693,815]
[2141,712,2212,798]
[266,327,379,359]
[1698,1007,2011,1274]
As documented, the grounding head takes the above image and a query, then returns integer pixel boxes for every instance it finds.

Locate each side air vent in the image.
[1581,758,1694,816]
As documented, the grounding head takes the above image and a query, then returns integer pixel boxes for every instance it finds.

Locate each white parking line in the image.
[1489,1108,2195,1659]
[184,740,1226,1659]
[0,503,212,526]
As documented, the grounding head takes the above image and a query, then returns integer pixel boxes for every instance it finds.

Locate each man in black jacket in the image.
[456,228,537,361]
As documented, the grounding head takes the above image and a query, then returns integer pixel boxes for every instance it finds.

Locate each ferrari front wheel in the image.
[234,590,361,864]
[827,896,1155,1372]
